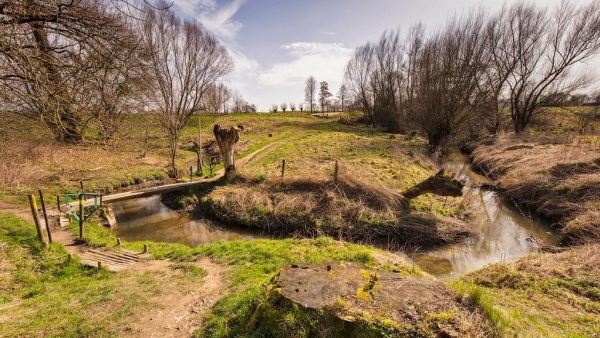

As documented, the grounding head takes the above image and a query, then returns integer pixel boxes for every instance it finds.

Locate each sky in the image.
[171,0,579,112]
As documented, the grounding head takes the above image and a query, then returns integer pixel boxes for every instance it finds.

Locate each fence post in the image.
[38,189,52,243]
[334,160,339,184]
[281,159,286,178]
[79,193,84,240]
[28,195,48,247]
[190,166,193,181]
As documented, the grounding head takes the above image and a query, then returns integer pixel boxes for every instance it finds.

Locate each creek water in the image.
[109,195,264,247]
[108,157,559,280]
[412,158,560,281]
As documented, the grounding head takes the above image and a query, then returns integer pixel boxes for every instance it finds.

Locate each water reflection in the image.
[413,161,559,281]
[109,195,264,247]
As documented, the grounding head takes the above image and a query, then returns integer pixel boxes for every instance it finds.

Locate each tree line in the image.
[300,76,348,113]
[0,0,255,177]
[270,77,348,113]
[344,1,600,151]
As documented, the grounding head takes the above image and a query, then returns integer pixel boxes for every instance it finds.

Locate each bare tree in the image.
[304,76,317,112]
[319,81,332,113]
[244,103,257,113]
[345,44,376,126]
[0,0,140,142]
[289,102,296,111]
[371,29,406,132]
[271,104,278,112]
[299,103,304,112]
[280,102,288,112]
[231,90,246,113]
[204,83,231,114]
[337,84,348,112]
[408,12,488,151]
[141,2,233,177]
[498,1,600,133]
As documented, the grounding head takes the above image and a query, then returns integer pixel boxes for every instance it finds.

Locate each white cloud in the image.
[174,0,245,39]
[223,45,261,88]
[259,42,353,87]
[196,0,246,40]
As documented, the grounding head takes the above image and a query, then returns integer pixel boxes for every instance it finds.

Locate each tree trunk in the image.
[402,169,464,200]
[213,124,244,179]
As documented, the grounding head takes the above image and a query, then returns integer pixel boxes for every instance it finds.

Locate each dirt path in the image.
[0,202,228,337]
[130,258,226,338]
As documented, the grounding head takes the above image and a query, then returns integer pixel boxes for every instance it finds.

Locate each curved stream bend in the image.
[412,160,559,280]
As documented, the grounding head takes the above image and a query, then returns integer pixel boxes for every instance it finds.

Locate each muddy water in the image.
[412,159,560,280]
[109,195,264,247]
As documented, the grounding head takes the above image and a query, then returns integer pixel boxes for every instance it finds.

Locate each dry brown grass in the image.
[470,133,600,245]
[196,167,473,248]
[457,244,600,337]
[0,137,175,204]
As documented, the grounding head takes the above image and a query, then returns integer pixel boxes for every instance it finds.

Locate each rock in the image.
[277,262,460,325]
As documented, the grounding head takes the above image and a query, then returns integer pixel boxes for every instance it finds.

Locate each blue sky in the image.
[172,0,574,111]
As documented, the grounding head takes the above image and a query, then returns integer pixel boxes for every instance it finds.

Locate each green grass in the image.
[195,237,416,338]
[50,212,430,337]
[1,111,480,336]
[1,207,426,337]
[0,212,136,336]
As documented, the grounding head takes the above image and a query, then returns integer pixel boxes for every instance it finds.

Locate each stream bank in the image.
[464,136,600,245]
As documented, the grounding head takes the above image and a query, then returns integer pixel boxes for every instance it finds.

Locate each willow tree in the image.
[141,1,233,177]
[496,1,600,133]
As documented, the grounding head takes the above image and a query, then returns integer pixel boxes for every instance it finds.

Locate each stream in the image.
[412,159,560,280]
[108,158,559,280]
[109,195,265,247]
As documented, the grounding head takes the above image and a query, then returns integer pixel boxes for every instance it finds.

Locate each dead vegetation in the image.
[458,244,600,336]
[468,133,600,245]
[195,166,473,248]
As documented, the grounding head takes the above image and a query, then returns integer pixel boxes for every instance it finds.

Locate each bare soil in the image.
[130,258,225,338]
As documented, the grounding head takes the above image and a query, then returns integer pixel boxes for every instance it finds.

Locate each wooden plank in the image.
[87,250,139,264]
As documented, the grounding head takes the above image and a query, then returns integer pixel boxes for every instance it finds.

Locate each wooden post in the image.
[79,179,84,193]
[190,166,193,181]
[197,113,203,176]
[38,189,52,243]
[143,244,149,254]
[281,159,286,178]
[98,261,102,269]
[28,195,48,246]
[79,193,84,239]
[117,238,121,246]
[334,160,339,184]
